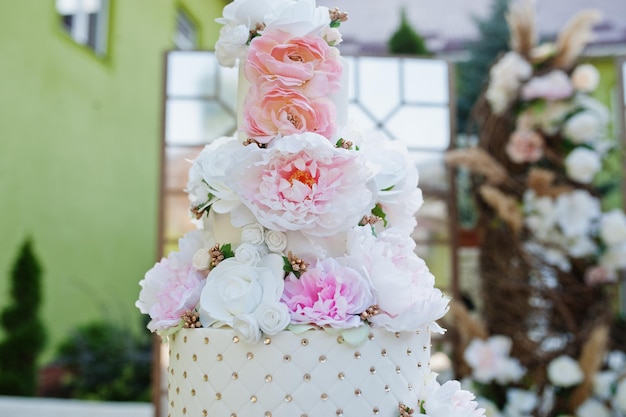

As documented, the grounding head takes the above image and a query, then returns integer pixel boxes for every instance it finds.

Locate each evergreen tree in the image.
[0,239,47,396]
[456,0,511,134]
[388,8,430,56]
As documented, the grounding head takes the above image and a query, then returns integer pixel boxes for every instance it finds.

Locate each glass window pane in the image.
[163,192,196,242]
[165,99,236,145]
[218,65,239,113]
[357,57,400,120]
[167,52,217,97]
[403,59,448,104]
[387,106,449,149]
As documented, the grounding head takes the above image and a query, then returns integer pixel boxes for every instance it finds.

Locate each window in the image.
[56,0,109,56]
[174,8,198,50]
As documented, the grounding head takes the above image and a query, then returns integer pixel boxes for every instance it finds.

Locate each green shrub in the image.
[54,321,152,402]
[388,8,430,56]
[0,239,47,396]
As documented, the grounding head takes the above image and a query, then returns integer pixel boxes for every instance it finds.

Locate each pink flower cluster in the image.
[242,28,343,144]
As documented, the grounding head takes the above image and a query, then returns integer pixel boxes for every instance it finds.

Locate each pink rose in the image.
[584,265,614,286]
[521,70,574,101]
[281,258,374,328]
[136,252,205,333]
[245,29,342,97]
[243,83,336,143]
[505,129,544,164]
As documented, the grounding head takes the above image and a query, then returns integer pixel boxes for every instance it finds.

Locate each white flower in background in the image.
[215,22,250,67]
[186,135,243,214]
[571,64,600,93]
[615,378,626,414]
[599,209,626,247]
[476,397,503,417]
[547,355,584,387]
[463,336,525,384]
[486,52,532,114]
[198,253,286,343]
[598,242,626,279]
[241,223,265,245]
[265,229,288,252]
[607,350,626,372]
[593,371,617,400]
[554,190,600,239]
[563,111,604,145]
[521,70,574,101]
[523,191,557,241]
[564,147,601,184]
[419,376,486,417]
[535,101,574,135]
[567,235,597,258]
[576,398,611,417]
[503,388,538,417]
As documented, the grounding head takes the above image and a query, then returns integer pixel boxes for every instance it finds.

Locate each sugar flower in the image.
[564,147,601,184]
[463,336,526,384]
[571,64,600,93]
[198,253,286,344]
[521,70,574,101]
[419,375,486,417]
[228,133,376,237]
[505,130,544,164]
[245,29,342,97]
[215,22,250,68]
[599,209,626,247]
[264,0,331,37]
[243,83,337,143]
[281,257,374,328]
[547,355,584,387]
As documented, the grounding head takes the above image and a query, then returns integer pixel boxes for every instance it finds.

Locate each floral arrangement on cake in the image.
[445,1,626,416]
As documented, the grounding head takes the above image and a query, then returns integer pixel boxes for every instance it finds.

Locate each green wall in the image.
[0,0,224,361]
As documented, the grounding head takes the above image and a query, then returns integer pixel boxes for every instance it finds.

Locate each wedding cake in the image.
[136,1,485,416]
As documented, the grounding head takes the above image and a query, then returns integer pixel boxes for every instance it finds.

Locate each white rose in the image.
[571,64,600,93]
[234,242,264,265]
[255,302,290,335]
[547,355,584,387]
[576,398,611,417]
[563,111,603,145]
[599,209,626,246]
[192,248,212,271]
[565,148,601,184]
[615,378,626,414]
[265,0,331,37]
[241,223,265,245]
[233,314,262,345]
[219,0,287,28]
[593,371,617,400]
[215,23,249,68]
[265,230,288,253]
[198,254,285,330]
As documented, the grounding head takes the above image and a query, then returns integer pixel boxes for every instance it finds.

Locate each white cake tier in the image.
[168,327,432,417]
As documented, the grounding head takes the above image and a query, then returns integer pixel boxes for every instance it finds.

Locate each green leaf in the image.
[330,20,341,28]
[220,243,234,259]
[372,204,388,227]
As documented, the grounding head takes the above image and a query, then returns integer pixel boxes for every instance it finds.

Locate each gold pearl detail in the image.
[202,410,208,417]
[283,355,291,362]
[265,413,272,417]
[285,395,292,402]
[396,366,401,374]
[183,371,187,379]
[176,387,180,394]
[373,407,380,414]
[250,395,257,403]
[230,414,237,417]
[336,410,343,416]
[232,372,238,380]
[247,352,254,360]
[233,336,240,343]
[368,333,375,340]
[217,354,223,361]
[423,345,428,351]
[303,374,311,381]
[183,336,187,343]
[264,337,271,345]
[321,393,328,400]
[384,385,390,392]
[192,354,197,361]
[182,407,187,415]
[406,348,412,356]
[170,401,174,407]
[176,353,180,360]
[408,383,413,390]
[337,336,344,344]
[319,355,327,363]
[191,389,196,396]
[215,393,222,400]
[265,375,273,383]
[354,352,361,359]
[418,362,422,368]
[301,338,309,346]
[370,367,376,374]
[394,332,401,338]
[381,349,387,356]
[301,414,308,417]
[204,337,209,344]
[354,389,362,396]
[338,372,345,380]
[203,374,208,382]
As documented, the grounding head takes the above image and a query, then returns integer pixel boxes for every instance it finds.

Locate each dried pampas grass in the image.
[507,0,537,58]
[553,10,602,70]
[479,185,524,233]
[445,148,508,185]
[569,325,609,410]
[527,168,572,197]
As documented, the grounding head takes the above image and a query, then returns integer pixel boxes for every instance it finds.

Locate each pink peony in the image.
[243,83,336,143]
[228,133,376,237]
[521,70,574,101]
[136,252,205,333]
[281,258,374,328]
[245,29,342,97]
[420,377,486,417]
[505,129,544,164]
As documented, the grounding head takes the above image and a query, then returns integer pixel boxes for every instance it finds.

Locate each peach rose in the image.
[245,29,342,97]
[243,83,336,143]
[505,130,544,164]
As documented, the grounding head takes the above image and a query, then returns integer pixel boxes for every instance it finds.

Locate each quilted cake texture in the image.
[168,327,432,417]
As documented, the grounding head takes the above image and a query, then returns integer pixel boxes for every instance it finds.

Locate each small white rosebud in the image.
[192,248,212,271]
[265,230,287,253]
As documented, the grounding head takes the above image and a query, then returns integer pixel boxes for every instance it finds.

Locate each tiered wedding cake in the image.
[137,1,485,416]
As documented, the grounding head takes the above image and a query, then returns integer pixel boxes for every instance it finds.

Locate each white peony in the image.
[599,209,626,247]
[419,375,486,417]
[563,111,604,145]
[576,398,611,417]
[464,336,526,384]
[571,64,600,93]
[198,253,285,342]
[554,190,600,239]
[214,22,250,68]
[564,147,601,184]
[547,355,584,387]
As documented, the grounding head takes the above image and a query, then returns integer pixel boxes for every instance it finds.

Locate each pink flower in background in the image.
[243,83,336,143]
[245,29,342,97]
[463,336,526,384]
[228,133,375,237]
[281,257,374,328]
[419,377,486,417]
[505,129,544,164]
[521,70,574,101]
[136,252,205,333]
